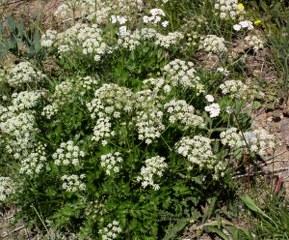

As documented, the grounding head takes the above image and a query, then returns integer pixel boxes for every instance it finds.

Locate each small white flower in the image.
[205,103,220,118]
[205,95,214,102]
[162,21,169,28]
[233,24,241,31]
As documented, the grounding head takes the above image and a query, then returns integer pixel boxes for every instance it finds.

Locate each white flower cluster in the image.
[92,117,115,146]
[154,31,184,48]
[135,89,161,109]
[41,29,57,47]
[205,103,221,118]
[0,111,38,159]
[143,8,169,28]
[205,95,214,102]
[117,27,184,50]
[19,143,47,176]
[244,35,264,52]
[136,156,167,190]
[199,35,227,54]
[87,84,135,145]
[100,152,123,175]
[204,93,221,118]
[214,0,245,20]
[117,27,142,51]
[0,177,14,201]
[244,128,275,157]
[220,127,245,148]
[85,200,106,218]
[56,23,107,62]
[142,77,171,94]
[220,80,250,99]
[217,67,230,76]
[42,76,98,118]
[41,103,59,119]
[135,108,165,145]
[164,99,204,127]
[99,220,122,240]
[233,20,254,31]
[87,83,134,119]
[111,15,127,25]
[8,62,46,88]
[176,136,217,169]
[52,141,85,166]
[221,127,275,157]
[11,91,42,111]
[61,174,86,192]
[54,2,72,18]
[163,59,204,93]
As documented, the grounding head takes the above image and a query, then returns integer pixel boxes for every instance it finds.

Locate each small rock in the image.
[283,109,289,118]
[265,103,275,111]
[280,123,289,145]
[272,110,282,122]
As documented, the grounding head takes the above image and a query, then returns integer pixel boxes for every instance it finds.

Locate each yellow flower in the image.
[237,3,245,10]
[254,19,262,25]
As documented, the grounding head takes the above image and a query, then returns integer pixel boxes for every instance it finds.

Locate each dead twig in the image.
[1,225,25,238]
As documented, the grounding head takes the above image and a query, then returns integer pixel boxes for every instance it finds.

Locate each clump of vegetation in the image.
[1,0,289,239]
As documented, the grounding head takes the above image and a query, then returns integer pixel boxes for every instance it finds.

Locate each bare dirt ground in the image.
[1,0,62,29]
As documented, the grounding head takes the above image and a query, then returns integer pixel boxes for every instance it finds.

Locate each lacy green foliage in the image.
[0,0,280,239]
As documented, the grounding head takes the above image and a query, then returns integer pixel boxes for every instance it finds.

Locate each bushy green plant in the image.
[0,0,282,239]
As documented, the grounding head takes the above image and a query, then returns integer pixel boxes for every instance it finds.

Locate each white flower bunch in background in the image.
[244,128,275,157]
[0,111,38,159]
[136,156,167,190]
[100,152,123,175]
[220,127,245,148]
[92,117,115,146]
[214,0,245,20]
[11,91,42,112]
[244,35,264,52]
[176,136,218,170]
[134,89,161,109]
[154,31,184,48]
[56,23,107,62]
[220,80,250,99]
[61,174,86,192]
[164,99,204,127]
[52,141,85,166]
[199,35,227,54]
[87,83,134,119]
[135,28,184,49]
[99,220,122,240]
[143,8,169,28]
[19,143,47,176]
[8,62,46,88]
[54,0,111,24]
[41,80,76,118]
[117,28,142,51]
[111,15,128,25]
[54,1,74,18]
[233,20,254,31]
[0,177,15,202]
[163,59,204,93]
[142,77,171,94]
[135,108,165,145]
[217,67,230,76]
[41,29,57,47]
[42,76,98,119]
